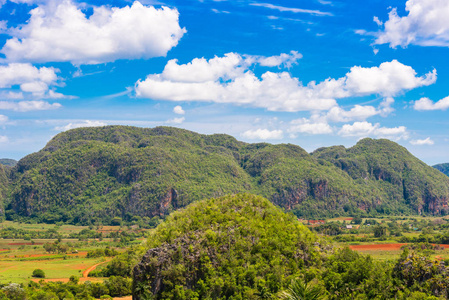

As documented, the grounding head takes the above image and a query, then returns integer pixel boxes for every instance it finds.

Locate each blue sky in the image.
[0,0,448,165]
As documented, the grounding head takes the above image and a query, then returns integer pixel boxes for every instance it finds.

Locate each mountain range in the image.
[1,126,448,224]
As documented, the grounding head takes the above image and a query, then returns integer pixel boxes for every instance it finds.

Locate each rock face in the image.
[3,126,449,224]
[132,194,323,299]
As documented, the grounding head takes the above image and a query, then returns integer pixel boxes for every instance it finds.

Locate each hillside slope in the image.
[4,126,449,224]
[133,193,323,299]
[0,159,17,167]
[313,139,449,214]
[0,165,8,216]
[434,163,449,177]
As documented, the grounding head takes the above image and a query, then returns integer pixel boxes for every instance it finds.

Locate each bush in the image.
[32,269,46,278]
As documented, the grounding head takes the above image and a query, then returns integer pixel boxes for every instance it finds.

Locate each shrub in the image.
[32,269,46,278]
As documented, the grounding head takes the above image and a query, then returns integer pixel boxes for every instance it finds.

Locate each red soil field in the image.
[349,243,449,251]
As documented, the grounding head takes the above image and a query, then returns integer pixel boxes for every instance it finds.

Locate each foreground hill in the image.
[434,163,449,177]
[133,193,323,299]
[4,126,449,224]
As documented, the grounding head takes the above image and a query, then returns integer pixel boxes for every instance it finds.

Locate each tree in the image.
[32,269,46,278]
[279,279,324,300]
[373,225,387,238]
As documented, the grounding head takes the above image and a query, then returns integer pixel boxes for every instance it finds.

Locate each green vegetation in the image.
[434,163,449,177]
[31,269,45,278]
[130,193,449,299]
[2,126,448,225]
[0,159,17,167]
[133,193,322,299]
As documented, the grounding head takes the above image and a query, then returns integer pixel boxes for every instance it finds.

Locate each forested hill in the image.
[0,164,9,215]
[4,126,449,224]
[133,193,323,299]
[434,163,449,177]
[0,158,17,167]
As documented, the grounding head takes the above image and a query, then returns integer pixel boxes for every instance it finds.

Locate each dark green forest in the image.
[434,163,449,177]
[119,194,449,299]
[1,126,449,225]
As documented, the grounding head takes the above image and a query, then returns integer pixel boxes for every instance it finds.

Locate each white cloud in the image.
[289,118,333,135]
[341,60,436,97]
[173,105,185,115]
[414,96,449,111]
[136,55,434,112]
[325,105,379,122]
[0,63,59,95]
[373,0,449,48]
[55,120,107,131]
[241,128,283,140]
[250,3,332,16]
[257,51,302,68]
[1,1,186,65]
[338,121,408,140]
[0,135,8,143]
[0,63,69,99]
[0,115,8,124]
[0,100,61,112]
[166,117,185,124]
[410,137,434,145]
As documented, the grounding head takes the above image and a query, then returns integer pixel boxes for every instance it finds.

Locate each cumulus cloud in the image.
[1,1,186,65]
[241,129,283,140]
[166,117,185,124]
[55,120,107,131]
[173,105,185,115]
[338,121,408,140]
[0,63,60,97]
[325,105,379,122]
[0,100,61,112]
[414,96,449,111]
[257,51,302,68]
[289,118,333,135]
[373,0,449,48]
[410,137,434,145]
[136,54,432,112]
[340,60,436,96]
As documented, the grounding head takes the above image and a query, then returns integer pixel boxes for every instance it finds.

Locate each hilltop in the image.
[133,193,324,299]
[3,126,449,224]
[434,163,449,177]
[0,159,17,167]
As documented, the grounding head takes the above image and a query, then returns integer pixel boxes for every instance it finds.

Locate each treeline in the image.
[0,276,131,299]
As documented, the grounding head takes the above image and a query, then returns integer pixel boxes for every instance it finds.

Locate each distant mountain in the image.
[0,158,17,167]
[3,126,449,224]
[0,165,10,216]
[434,163,449,177]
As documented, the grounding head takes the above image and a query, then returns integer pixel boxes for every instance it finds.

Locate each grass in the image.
[0,220,141,285]
[0,256,104,284]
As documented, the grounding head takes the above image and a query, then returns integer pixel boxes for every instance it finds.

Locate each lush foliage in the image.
[434,163,449,177]
[0,159,17,167]
[133,193,323,299]
[0,276,132,299]
[2,126,449,224]
[31,269,45,278]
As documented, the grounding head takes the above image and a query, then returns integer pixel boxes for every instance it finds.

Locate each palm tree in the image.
[279,278,324,300]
